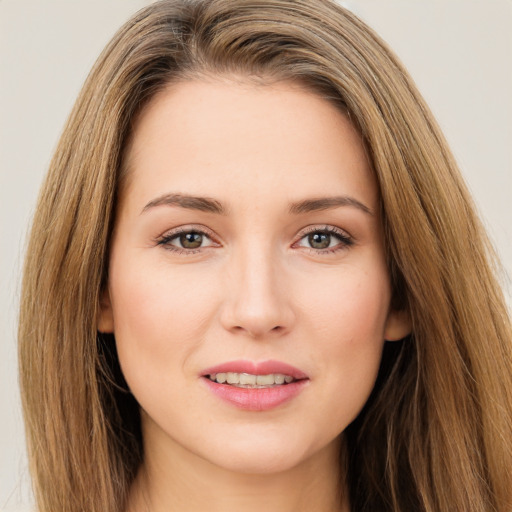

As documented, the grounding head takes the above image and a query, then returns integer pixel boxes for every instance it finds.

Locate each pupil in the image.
[180,232,202,249]
[309,232,330,249]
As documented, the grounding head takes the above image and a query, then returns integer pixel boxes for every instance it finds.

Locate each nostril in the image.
[230,324,285,337]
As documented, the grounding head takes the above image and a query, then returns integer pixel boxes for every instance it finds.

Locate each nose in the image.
[219,245,295,339]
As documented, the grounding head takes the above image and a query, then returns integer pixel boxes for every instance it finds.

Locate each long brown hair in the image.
[19,1,512,511]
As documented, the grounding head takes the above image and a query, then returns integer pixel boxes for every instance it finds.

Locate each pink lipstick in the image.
[201,360,309,411]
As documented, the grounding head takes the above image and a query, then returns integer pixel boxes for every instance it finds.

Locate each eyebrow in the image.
[288,196,374,216]
[141,193,373,216]
[142,193,226,215]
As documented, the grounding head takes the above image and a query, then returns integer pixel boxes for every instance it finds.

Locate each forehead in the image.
[120,78,377,213]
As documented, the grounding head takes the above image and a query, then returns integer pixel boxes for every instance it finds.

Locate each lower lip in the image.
[202,378,308,411]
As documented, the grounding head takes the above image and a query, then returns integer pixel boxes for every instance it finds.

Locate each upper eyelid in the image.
[295,224,352,239]
[159,224,218,240]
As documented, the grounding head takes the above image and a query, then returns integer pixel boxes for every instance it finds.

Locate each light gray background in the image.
[1,1,511,510]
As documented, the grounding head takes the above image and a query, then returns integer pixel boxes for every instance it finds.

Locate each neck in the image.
[126,427,349,512]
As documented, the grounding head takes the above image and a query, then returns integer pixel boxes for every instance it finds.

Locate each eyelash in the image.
[294,225,354,254]
[156,225,218,255]
[156,225,354,256]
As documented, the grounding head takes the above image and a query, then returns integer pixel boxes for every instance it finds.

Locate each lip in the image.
[201,359,309,380]
[201,359,309,412]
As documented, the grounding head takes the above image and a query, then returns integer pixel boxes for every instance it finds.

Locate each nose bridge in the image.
[221,238,293,337]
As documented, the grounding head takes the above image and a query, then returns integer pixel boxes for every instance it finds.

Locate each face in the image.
[99,78,410,475]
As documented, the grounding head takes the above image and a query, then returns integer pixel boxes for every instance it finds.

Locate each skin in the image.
[99,78,410,512]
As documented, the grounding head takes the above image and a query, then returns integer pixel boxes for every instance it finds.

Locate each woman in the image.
[18,0,512,511]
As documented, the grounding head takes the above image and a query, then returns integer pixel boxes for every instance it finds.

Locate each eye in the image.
[157,227,217,252]
[294,226,353,253]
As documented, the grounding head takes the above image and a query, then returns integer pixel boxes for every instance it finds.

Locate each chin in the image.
[194,428,329,475]
[211,448,309,475]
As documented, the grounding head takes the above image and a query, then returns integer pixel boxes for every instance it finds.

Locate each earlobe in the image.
[384,308,412,341]
[97,287,115,333]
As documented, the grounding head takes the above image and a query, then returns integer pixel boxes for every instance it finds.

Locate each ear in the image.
[384,308,411,341]
[97,287,115,333]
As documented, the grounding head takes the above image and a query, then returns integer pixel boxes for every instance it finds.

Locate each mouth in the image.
[201,359,308,384]
[205,371,299,388]
[200,360,309,411]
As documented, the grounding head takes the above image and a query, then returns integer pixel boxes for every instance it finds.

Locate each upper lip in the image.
[201,359,308,380]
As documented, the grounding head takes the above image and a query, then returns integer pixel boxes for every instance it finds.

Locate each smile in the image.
[207,372,295,387]
[201,360,309,411]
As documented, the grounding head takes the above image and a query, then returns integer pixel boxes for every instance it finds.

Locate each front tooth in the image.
[226,372,239,384]
[284,375,293,383]
[215,373,227,383]
[239,373,257,385]
[256,374,275,385]
[274,374,285,385]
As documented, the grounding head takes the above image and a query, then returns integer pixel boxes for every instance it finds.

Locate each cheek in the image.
[111,252,215,328]
[297,262,390,422]
[301,262,391,343]
[107,254,220,385]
